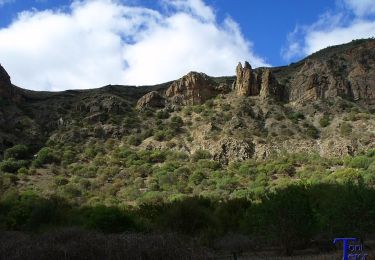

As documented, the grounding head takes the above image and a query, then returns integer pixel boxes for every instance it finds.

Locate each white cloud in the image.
[0,0,267,91]
[282,1,375,61]
[343,0,375,17]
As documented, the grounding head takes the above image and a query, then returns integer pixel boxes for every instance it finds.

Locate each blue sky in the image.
[0,0,374,91]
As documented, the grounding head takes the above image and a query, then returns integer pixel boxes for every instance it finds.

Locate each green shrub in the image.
[54,176,69,186]
[191,150,211,162]
[141,129,153,140]
[305,124,319,139]
[158,198,215,235]
[33,147,59,167]
[156,110,170,119]
[154,131,166,141]
[319,115,330,127]
[81,206,135,233]
[340,122,352,136]
[331,168,362,183]
[345,155,372,169]
[62,150,76,166]
[189,171,206,185]
[288,112,305,123]
[169,116,184,132]
[154,130,173,141]
[0,159,28,173]
[127,135,141,146]
[254,185,316,255]
[192,106,204,114]
[4,145,30,160]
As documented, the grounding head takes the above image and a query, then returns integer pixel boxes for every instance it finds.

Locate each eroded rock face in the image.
[288,40,375,104]
[259,69,283,100]
[136,91,165,109]
[235,62,258,96]
[235,62,283,100]
[213,137,255,165]
[165,72,217,105]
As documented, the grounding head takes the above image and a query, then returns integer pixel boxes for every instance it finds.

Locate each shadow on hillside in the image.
[1,182,375,258]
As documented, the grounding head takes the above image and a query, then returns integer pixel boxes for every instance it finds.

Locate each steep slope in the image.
[0,39,375,161]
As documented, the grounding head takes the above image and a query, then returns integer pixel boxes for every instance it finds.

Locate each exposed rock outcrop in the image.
[235,62,258,96]
[165,72,217,105]
[286,40,375,104]
[259,69,283,100]
[235,62,283,100]
[213,137,255,165]
[136,91,165,109]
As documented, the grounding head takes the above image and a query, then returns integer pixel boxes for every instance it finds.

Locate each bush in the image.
[340,122,352,136]
[158,198,215,235]
[189,171,206,185]
[127,135,141,146]
[319,115,330,127]
[156,110,170,119]
[4,145,30,160]
[169,116,184,132]
[288,112,305,123]
[191,150,211,162]
[62,150,76,166]
[0,159,29,173]
[304,124,319,139]
[248,185,316,255]
[154,130,173,141]
[33,147,59,167]
[81,206,136,233]
[345,155,372,169]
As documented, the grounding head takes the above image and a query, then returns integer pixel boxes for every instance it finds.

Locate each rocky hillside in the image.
[1,38,375,163]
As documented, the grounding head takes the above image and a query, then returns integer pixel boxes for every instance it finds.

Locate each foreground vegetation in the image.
[1,182,375,257]
[1,145,375,256]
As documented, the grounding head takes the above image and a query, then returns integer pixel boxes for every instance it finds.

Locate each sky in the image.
[0,0,374,91]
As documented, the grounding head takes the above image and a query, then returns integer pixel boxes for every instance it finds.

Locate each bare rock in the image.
[165,72,218,105]
[235,62,258,96]
[213,137,255,164]
[136,91,165,109]
[259,69,283,100]
[288,40,375,104]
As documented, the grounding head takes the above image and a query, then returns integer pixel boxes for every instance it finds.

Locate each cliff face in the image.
[164,72,220,106]
[283,40,375,104]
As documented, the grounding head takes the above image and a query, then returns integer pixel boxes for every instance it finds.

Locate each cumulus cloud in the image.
[282,0,375,61]
[0,0,267,91]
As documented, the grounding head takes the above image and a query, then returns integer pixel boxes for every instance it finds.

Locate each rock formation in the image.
[165,72,217,105]
[259,69,283,100]
[235,62,258,96]
[136,91,165,109]
[287,40,375,104]
[213,137,255,165]
[235,62,283,100]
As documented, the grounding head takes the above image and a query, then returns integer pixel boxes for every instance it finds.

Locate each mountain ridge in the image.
[1,38,375,161]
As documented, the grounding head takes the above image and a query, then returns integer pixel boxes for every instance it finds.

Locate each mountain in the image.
[1,38,374,162]
[2,39,375,258]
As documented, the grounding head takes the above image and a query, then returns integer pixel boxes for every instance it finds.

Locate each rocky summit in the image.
[1,39,375,163]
